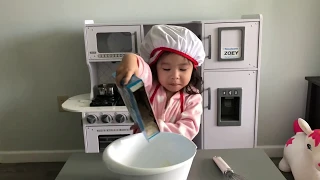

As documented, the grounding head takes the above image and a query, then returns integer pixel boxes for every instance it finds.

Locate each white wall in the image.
[0,0,319,161]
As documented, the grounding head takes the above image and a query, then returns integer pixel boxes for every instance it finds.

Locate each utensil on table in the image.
[212,156,246,180]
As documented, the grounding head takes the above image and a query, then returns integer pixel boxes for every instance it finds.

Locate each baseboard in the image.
[0,149,84,163]
[256,145,284,158]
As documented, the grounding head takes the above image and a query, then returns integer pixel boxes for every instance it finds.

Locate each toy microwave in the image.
[83,20,143,61]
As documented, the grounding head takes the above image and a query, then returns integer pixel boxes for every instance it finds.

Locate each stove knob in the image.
[87,115,97,124]
[101,114,113,123]
[115,114,126,123]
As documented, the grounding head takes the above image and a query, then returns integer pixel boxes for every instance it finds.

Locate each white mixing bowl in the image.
[102,132,197,180]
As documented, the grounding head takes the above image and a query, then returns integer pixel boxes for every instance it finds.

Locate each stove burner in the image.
[90,95,125,107]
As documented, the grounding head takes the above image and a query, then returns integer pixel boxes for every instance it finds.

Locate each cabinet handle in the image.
[207,35,212,59]
[133,32,138,54]
[206,87,211,110]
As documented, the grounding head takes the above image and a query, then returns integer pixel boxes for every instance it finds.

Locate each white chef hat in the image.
[139,25,205,68]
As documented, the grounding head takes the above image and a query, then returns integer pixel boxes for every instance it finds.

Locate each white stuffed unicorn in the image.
[279,118,320,180]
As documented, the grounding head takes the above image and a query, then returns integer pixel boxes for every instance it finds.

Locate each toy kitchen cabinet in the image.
[62,14,263,152]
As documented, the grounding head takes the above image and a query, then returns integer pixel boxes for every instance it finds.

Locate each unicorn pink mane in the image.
[309,130,320,147]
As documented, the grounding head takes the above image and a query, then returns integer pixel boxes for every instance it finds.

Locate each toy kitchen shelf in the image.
[62,14,263,150]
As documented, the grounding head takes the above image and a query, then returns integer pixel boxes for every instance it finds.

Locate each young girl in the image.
[115,25,205,140]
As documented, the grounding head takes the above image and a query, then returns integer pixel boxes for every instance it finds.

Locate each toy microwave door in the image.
[84,24,142,62]
[61,93,127,113]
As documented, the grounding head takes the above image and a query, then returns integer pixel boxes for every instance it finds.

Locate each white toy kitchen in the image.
[62,14,263,153]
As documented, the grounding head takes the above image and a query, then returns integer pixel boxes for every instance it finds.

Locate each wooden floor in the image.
[0,158,294,180]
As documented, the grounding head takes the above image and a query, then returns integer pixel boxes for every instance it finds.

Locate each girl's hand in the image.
[115,53,139,87]
[130,123,141,134]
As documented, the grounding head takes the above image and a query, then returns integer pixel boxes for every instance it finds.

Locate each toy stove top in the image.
[90,83,126,107]
[90,94,125,107]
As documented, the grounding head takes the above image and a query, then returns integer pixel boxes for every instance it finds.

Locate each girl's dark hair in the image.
[150,51,203,95]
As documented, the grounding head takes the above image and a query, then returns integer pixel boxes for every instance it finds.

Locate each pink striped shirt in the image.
[136,55,203,140]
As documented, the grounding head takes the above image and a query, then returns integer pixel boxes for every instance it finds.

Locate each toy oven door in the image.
[84,126,133,153]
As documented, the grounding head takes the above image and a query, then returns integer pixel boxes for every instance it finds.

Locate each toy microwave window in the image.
[96,32,133,53]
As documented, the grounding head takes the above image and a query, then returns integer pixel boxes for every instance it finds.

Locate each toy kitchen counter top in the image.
[55,148,286,180]
[62,93,128,112]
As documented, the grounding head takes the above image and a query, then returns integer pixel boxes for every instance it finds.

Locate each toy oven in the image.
[83,125,133,153]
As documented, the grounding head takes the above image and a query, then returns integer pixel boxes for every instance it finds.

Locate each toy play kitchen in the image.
[62,14,263,153]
